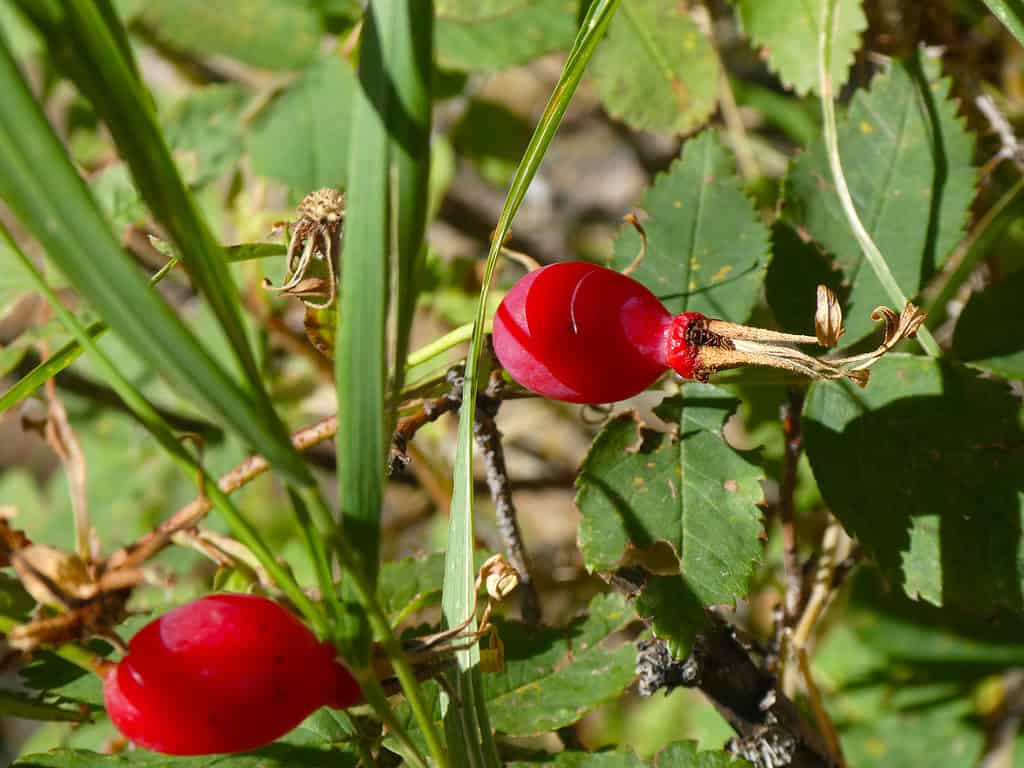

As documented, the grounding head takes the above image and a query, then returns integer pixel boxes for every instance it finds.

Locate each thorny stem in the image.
[818,0,940,357]
[779,388,806,623]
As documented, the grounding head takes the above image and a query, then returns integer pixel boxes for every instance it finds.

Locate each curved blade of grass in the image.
[13,1,310,484]
[438,2,621,765]
[0,223,326,637]
[818,0,939,356]
[0,31,311,485]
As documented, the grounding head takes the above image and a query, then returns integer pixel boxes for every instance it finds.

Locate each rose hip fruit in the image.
[493,262,875,403]
[493,261,675,404]
[103,594,360,755]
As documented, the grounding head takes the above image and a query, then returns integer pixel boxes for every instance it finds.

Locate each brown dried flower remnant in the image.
[680,285,926,388]
[264,187,345,309]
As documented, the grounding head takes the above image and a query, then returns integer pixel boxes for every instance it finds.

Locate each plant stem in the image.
[818,0,939,356]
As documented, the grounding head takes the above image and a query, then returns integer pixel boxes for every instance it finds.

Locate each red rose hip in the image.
[492,262,672,403]
[103,594,360,755]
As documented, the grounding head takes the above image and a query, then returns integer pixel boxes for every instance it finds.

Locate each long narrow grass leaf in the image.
[0,224,326,636]
[0,31,311,484]
[438,2,621,765]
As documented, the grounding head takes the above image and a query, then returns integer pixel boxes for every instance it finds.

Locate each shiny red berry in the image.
[103,594,360,755]
[493,262,677,403]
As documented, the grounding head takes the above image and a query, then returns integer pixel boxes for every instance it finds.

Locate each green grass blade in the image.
[438,1,621,764]
[337,13,390,613]
[16,1,309,482]
[0,32,311,485]
[0,224,325,637]
[0,244,283,414]
[387,1,432,405]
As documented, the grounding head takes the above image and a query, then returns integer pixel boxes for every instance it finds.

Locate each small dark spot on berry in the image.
[207,713,218,727]
[258,623,267,633]
[274,654,285,664]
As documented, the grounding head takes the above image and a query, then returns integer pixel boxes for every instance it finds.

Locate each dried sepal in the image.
[830,301,928,372]
[12,545,92,610]
[815,285,844,347]
[475,553,520,602]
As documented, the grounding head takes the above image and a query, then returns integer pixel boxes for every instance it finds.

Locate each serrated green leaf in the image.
[803,355,1024,614]
[136,0,323,71]
[486,593,637,735]
[377,552,448,620]
[784,57,977,342]
[397,594,638,741]
[952,266,1024,379]
[610,130,770,322]
[731,0,866,96]
[981,0,1024,49]
[248,55,356,200]
[14,744,355,768]
[576,385,764,610]
[435,0,577,72]
[591,0,719,136]
[765,221,842,336]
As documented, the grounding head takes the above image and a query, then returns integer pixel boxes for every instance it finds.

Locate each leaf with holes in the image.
[610,130,770,322]
[784,56,977,342]
[731,0,866,96]
[576,385,764,650]
[803,356,1024,614]
[591,0,719,135]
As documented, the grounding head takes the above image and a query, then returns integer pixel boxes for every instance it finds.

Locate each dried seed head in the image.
[297,188,346,226]
[264,188,345,309]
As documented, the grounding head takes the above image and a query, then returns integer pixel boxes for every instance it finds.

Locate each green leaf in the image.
[0,690,88,723]
[377,552,448,620]
[14,743,355,767]
[162,84,247,188]
[813,570,1024,768]
[486,594,637,735]
[513,741,746,767]
[575,385,764,651]
[784,56,977,342]
[591,0,719,136]
[610,130,770,322]
[980,0,1024,49]
[731,0,866,96]
[803,355,1024,614]
[136,0,323,71]
[248,55,356,200]
[765,221,842,336]
[435,0,577,72]
[952,266,1024,379]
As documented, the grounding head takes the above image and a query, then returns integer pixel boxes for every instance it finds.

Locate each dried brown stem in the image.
[41,374,91,565]
[107,414,338,571]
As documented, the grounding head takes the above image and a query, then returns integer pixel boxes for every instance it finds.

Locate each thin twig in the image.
[107,414,338,571]
[779,388,806,623]
[41,372,91,565]
[797,649,846,768]
[475,371,541,625]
